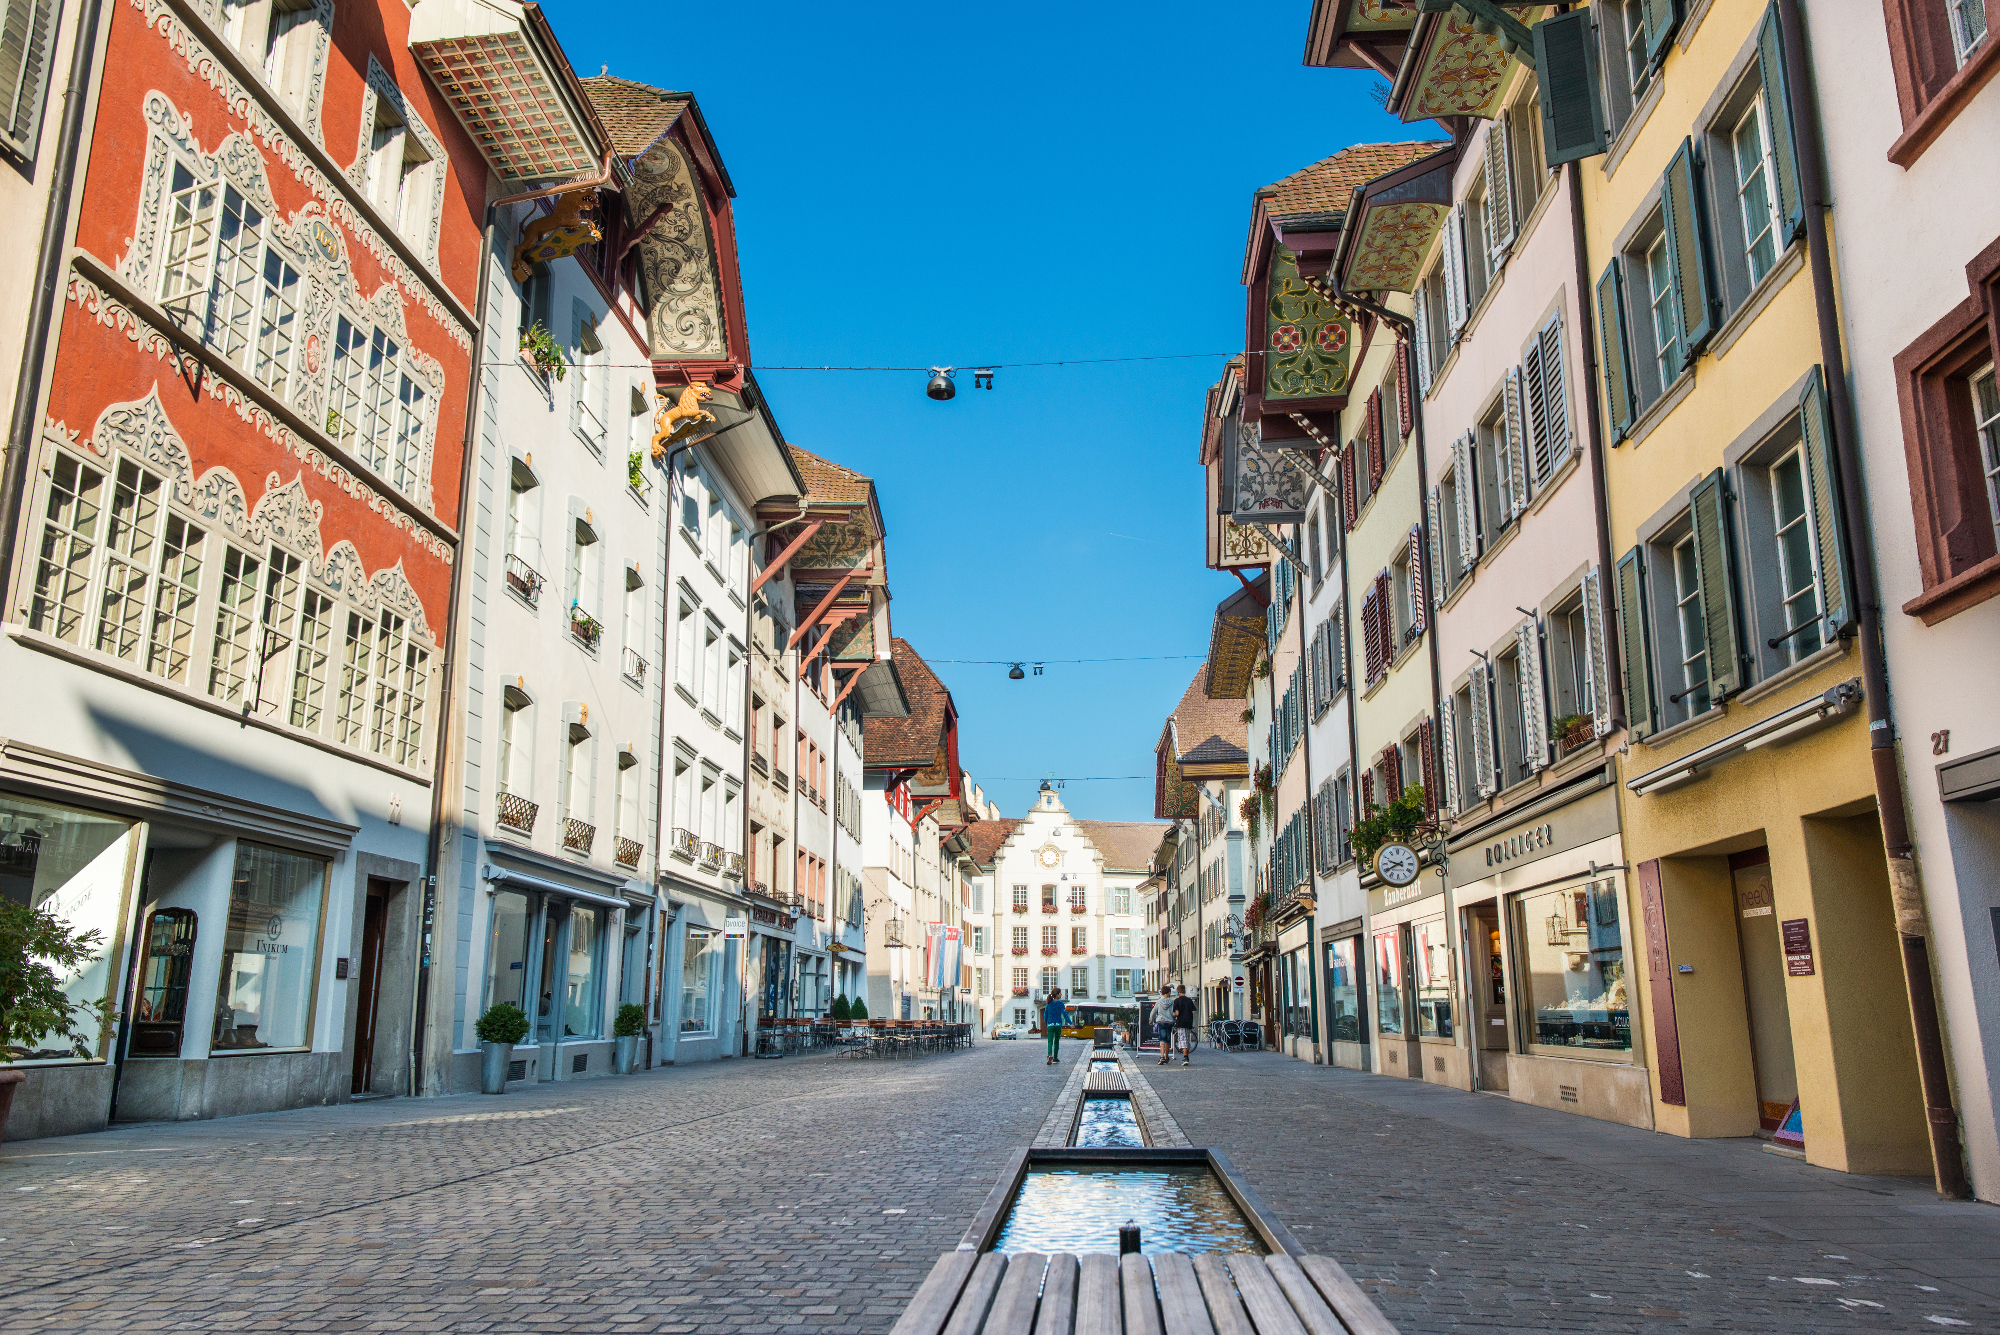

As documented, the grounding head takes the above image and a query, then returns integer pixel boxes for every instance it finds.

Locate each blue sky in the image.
[561,2,1413,822]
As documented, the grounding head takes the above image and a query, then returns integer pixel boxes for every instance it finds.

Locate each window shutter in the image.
[1536,10,1609,166]
[1503,367,1530,517]
[1470,664,1497,798]
[1484,113,1517,266]
[1581,565,1613,739]
[1688,469,1744,698]
[1417,717,1437,817]
[1615,546,1658,740]
[1797,366,1851,638]
[1426,486,1447,610]
[1375,569,1393,662]
[1332,602,1346,689]
[1367,390,1385,490]
[1659,138,1720,357]
[1595,261,1636,439]
[1361,584,1381,681]
[1360,769,1374,814]
[1453,430,1481,574]
[1643,0,1681,66]
[0,0,56,161]
[1443,205,1468,337]
[1539,312,1573,469]
[1413,285,1435,396]
[1382,744,1403,802]
[1340,445,1358,531]
[1757,3,1805,242]
[1517,619,1549,772]
[1522,338,1552,486]
[1407,524,1428,637]
[1397,339,1415,440]
[1439,695,1461,815]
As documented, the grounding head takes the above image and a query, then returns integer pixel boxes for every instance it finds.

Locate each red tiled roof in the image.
[1077,820,1172,872]
[1169,667,1248,767]
[789,445,873,507]
[863,639,951,769]
[579,75,688,157]
[961,818,1021,869]
[1260,141,1444,219]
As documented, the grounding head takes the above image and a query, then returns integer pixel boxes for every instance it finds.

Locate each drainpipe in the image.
[1334,405,1367,1071]
[1292,520,1321,1064]
[0,0,105,601]
[1564,160,1627,729]
[1775,0,1966,1200]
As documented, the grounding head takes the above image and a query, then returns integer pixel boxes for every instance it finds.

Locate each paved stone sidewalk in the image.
[0,1041,1068,1334]
[1143,1046,2000,1334]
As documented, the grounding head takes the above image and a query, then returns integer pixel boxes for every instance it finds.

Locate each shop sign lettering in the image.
[1782,918,1815,976]
[1484,822,1555,868]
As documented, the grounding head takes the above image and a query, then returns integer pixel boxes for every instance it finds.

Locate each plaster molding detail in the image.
[626,137,727,360]
[129,0,471,351]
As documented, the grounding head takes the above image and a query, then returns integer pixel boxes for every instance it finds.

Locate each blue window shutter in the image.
[1536,10,1608,166]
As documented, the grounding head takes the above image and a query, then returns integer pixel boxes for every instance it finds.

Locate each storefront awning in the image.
[483,863,629,911]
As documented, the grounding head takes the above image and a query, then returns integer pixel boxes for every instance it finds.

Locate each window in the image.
[972,883,985,913]
[972,926,988,955]
[1012,967,1029,991]
[0,794,136,1062]
[1669,532,1712,716]
[1113,969,1132,998]
[680,930,718,1035]
[1068,885,1086,910]
[1040,966,1058,994]
[674,598,698,699]
[559,714,591,830]
[1373,929,1404,1036]
[498,685,532,800]
[572,316,606,454]
[699,767,718,844]
[261,1,319,110]
[622,566,647,680]
[157,172,304,401]
[1644,232,1681,388]
[1012,885,1029,910]
[701,617,722,717]
[559,906,604,1038]
[1977,364,2000,549]
[1071,966,1089,995]
[1513,879,1630,1057]
[1412,917,1453,1040]
[1305,510,1322,589]
[671,752,693,843]
[1112,928,1132,956]
[569,516,601,633]
[1041,925,1058,951]
[1041,883,1057,911]
[1950,0,1990,65]
[327,317,429,495]
[365,98,432,240]
[504,458,542,586]
[976,967,988,995]
[1109,885,1131,915]
[0,0,59,161]
[211,841,327,1053]
[1730,97,1783,287]
[482,890,531,1018]
[1071,926,1088,953]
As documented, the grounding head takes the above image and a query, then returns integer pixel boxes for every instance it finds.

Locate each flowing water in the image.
[992,1165,1266,1255]
[1072,1096,1145,1148]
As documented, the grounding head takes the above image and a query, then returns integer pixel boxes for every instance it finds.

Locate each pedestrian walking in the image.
[1171,984,1197,1066]
[1152,1004,1174,1064]
[1043,988,1070,1065]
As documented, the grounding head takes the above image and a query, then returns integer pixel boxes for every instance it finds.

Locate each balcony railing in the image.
[614,836,643,868]
[497,792,538,834]
[671,827,700,861]
[622,647,647,684]
[699,841,723,867]
[562,818,595,854]
[723,851,745,879]
[570,604,603,649]
[504,554,544,607]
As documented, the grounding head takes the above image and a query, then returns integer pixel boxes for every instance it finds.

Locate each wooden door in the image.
[350,881,389,1094]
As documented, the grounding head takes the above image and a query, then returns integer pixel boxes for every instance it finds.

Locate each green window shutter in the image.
[1757,3,1806,242]
[1615,546,1657,739]
[0,0,56,161]
[1688,469,1744,698]
[1595,261,1636,439]
[1659,138,1720,357]
[1797,366,1851,638]
[1644,0,1681,67]
[1536,10,1608,167]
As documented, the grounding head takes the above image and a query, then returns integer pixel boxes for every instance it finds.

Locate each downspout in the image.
[1775,0,1967,1200]
[410,207,497,1097]
[0,0,105,600]
[1565,159,1627,728]
[1293,521,1320,1064]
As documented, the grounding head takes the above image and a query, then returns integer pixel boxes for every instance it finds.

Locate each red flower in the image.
[1270,324,1303,353]
[1313,323,1348,352]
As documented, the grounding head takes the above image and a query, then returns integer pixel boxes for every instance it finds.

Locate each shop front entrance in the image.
[350,880,390,1094]
[1466,902,1508,1092]
[1730,850,1798,1132]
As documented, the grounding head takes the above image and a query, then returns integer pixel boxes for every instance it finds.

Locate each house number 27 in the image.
[1933,730,1951,756]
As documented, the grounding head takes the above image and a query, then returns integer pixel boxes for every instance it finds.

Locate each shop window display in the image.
[1413,917,1454,1040]
[1373,928,1404,1035]
[562,906,603,1039]
[680,929,718,1035]
[0,794,136,1061]
[482,890,531,1015]
[1512,879,1630,1056]
[211,841,328,1052]
[1324,937,1360,1042]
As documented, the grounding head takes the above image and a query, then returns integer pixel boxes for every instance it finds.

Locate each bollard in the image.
[1119,1219,1141,1255]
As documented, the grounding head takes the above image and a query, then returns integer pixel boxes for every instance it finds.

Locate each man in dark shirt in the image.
[1170,985,1197,1066]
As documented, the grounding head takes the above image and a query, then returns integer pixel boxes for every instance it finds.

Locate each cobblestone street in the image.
[5,1040,1999,1333]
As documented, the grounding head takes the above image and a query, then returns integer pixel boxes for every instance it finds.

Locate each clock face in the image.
[1376,843,1421,887]
[1037,845,1061,869]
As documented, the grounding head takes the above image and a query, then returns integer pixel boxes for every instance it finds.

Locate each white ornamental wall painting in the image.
[118,91,447,514]
[1229,417,1309,527]
[79,384,434,642]
[626,137,728,360]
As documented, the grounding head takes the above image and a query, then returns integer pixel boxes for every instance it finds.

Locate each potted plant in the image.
[2,902,115,1132]
[830,995,851,1024]
[475,1002,529,1094]
[628,451,648,494]
[612,1003,647,1073]
[848,996,868,1025]
[519,320,569,382]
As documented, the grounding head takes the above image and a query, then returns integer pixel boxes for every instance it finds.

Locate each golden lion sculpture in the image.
[651,383,716,458]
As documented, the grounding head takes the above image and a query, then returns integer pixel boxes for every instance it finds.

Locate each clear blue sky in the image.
[562,2,1412,822]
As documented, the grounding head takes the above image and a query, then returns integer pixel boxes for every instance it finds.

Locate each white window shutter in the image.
[1439,693,1461,815]
[1486,111,1517,266]
[1443,206,1468,337]
[1581,566,1612,738]
[1453,430,1480,574]
[1540,312,1573,469]
[1523,338,1552,486]
[1470,665,1497,799]
[1407,525,1427,637]
[1503,367,1531,518]
[1413,290,1435,395]
[0,0,56,160]
[1517,619,1548,772]
[1425,486,1447,610]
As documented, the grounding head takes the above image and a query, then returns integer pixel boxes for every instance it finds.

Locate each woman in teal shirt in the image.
[1043,988,1069,1065]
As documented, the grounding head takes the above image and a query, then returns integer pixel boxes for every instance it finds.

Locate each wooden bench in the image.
[890,1251,1397,1335]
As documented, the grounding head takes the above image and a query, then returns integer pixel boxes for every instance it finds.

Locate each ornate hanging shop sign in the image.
[1228,417,1309,526]
[1264,247,1351,402]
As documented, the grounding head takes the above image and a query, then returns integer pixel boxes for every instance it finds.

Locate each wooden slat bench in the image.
[890,1251,1397,1335]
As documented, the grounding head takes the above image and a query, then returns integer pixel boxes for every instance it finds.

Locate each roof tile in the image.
[580,74,689,157]
[862,639,951,769]
[789,445,874,507]
[1076,820,1172,872]
[1261,140,1445,219]
[1169,666,1249,767]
